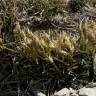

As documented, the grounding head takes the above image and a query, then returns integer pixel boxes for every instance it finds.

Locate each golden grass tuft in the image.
[14,22,77,63]
[80,20,96,44]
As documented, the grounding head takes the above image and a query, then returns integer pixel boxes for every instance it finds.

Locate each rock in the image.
[53,88,78,96]
[51,83,96,96]
[37,92,46,96]
[53,88,70,96]
[79,83,96,96]
[70,88,78,96]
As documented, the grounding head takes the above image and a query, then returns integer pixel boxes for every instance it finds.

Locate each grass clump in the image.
[13,20,96,94]
[26,0,68,18]
[14,22,76,63]
[0,0,96,95]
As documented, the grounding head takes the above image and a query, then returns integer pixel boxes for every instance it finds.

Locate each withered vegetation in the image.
[0,0,96,95]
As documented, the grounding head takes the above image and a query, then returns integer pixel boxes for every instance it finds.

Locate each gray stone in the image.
[79,87,96,96]
[37,92,46,96]
[53,88,70,96]
[53,88,78,96]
